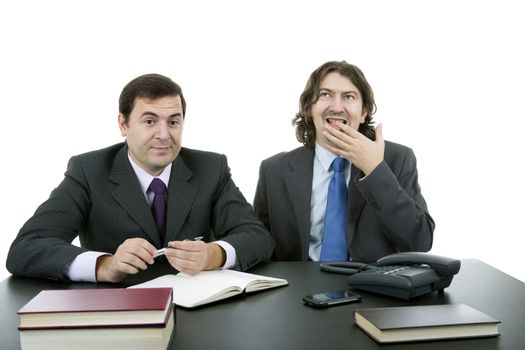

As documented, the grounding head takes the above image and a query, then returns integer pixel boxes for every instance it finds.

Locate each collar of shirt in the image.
[314,142,352,172]
[127,154,172,202]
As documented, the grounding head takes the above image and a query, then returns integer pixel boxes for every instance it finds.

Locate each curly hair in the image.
[292,61,377,148]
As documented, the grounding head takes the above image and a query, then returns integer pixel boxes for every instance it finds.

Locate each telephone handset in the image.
[320,252,461,300]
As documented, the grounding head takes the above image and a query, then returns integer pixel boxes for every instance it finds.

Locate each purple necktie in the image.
[149,178,167,241]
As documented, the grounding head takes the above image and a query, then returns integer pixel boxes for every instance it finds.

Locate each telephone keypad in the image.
[373,266,412,275]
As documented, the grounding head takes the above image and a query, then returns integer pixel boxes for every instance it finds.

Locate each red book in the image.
[18,288,175,350]
[18,287,173,329]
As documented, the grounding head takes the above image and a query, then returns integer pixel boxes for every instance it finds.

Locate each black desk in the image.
[1,259,524,349]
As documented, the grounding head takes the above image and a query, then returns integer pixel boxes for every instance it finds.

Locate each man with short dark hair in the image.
[7,73,274,282]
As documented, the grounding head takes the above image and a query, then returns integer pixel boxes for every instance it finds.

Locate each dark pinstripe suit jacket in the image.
[254,141,434,262]
[7,143,274,281]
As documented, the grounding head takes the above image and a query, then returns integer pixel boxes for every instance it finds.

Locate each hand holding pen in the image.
[159,236,225,275]
[154,236,203,258]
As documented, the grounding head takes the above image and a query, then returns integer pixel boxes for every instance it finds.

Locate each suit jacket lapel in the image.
[347,164,366,250]
[109,146,161,247]
[166,152,197,242]
[285,147,314,260]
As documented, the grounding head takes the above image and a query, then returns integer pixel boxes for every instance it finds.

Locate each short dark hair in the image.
[119,73,186,124]
[292,61,377,148]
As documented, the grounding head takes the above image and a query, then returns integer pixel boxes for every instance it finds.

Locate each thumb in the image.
[374,123,384,142]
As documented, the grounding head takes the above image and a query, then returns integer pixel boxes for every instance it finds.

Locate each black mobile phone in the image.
[303,289,361,308]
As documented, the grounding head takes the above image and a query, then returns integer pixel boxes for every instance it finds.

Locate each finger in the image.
[121,238,157,261]
[124,241,156,265]
[115,243,153,267]
[373,123,383,141]
[102,255,141,280]
[170,257,196,271]
[169,257,200,275]
[374,123,384,142]
[115,261,140,275]
[168,240,206,251]
[169,247,204,263]
[107,255,142,277]
[165,241,203,260]
[322,129,352,153]
[327,121,361,139]
[166,242,208,273]
[118,251,150,271]
[133,238,159,257]
[138,245,156,264]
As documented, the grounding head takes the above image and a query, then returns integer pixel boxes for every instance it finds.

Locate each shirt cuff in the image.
[214,240,237,269]
[65,251,110,282]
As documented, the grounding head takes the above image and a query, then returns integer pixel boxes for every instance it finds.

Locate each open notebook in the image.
[130,269,288,308]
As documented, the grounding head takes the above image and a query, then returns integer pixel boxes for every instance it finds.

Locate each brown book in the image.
[18,288,175,350]
[354,304,500,343]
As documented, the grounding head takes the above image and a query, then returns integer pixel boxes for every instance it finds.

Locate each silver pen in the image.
[154,236,204,258]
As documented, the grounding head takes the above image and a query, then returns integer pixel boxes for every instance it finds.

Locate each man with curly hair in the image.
[254,61,434,262]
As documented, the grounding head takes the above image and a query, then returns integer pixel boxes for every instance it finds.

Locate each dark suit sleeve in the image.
[6,156,91,281]
[253,160,270,232]
[210,155,275,270]
[355,147,434,252]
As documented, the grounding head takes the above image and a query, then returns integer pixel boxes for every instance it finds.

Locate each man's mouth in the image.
[151,146,170,152]
[325,117,348,127]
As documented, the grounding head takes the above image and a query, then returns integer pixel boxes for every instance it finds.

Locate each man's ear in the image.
[118,114,127,137]
[360,111,367,124]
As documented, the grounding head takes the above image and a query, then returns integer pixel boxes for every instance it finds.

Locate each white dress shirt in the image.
[309,142,351,261]
[66,154,236,282]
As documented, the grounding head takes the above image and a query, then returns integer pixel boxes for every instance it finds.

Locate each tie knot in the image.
[149,178,167,195]
[332,157,348,172]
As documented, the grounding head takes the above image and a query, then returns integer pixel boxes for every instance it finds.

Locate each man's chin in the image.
[155,156,175,166]
[147,161,173,176]
[314,138,330,150]
[149,153,177,168]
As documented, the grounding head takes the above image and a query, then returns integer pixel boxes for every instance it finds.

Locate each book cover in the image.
[354,304,500,343]
[129,269,288,308]
[20,303,176,350]
[18,288,173,329]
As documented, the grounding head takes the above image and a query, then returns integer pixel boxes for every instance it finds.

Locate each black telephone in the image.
[320,252,461,300]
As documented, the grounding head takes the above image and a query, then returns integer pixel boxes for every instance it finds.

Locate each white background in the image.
[1,0,523,282]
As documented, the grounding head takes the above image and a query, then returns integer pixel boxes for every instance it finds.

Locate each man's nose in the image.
[330,96,345,112]
[155,122,170,139]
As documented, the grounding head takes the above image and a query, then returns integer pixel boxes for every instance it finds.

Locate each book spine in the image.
[19,304,176,331]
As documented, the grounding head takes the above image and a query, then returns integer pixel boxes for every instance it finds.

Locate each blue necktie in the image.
[149,178,167,242]
[320,157,349,261]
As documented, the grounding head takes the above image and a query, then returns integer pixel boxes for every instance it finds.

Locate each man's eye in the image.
[169,120,181,127]
[145,119,155,125]
[319,92,330,98]
[345,94,355,100]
